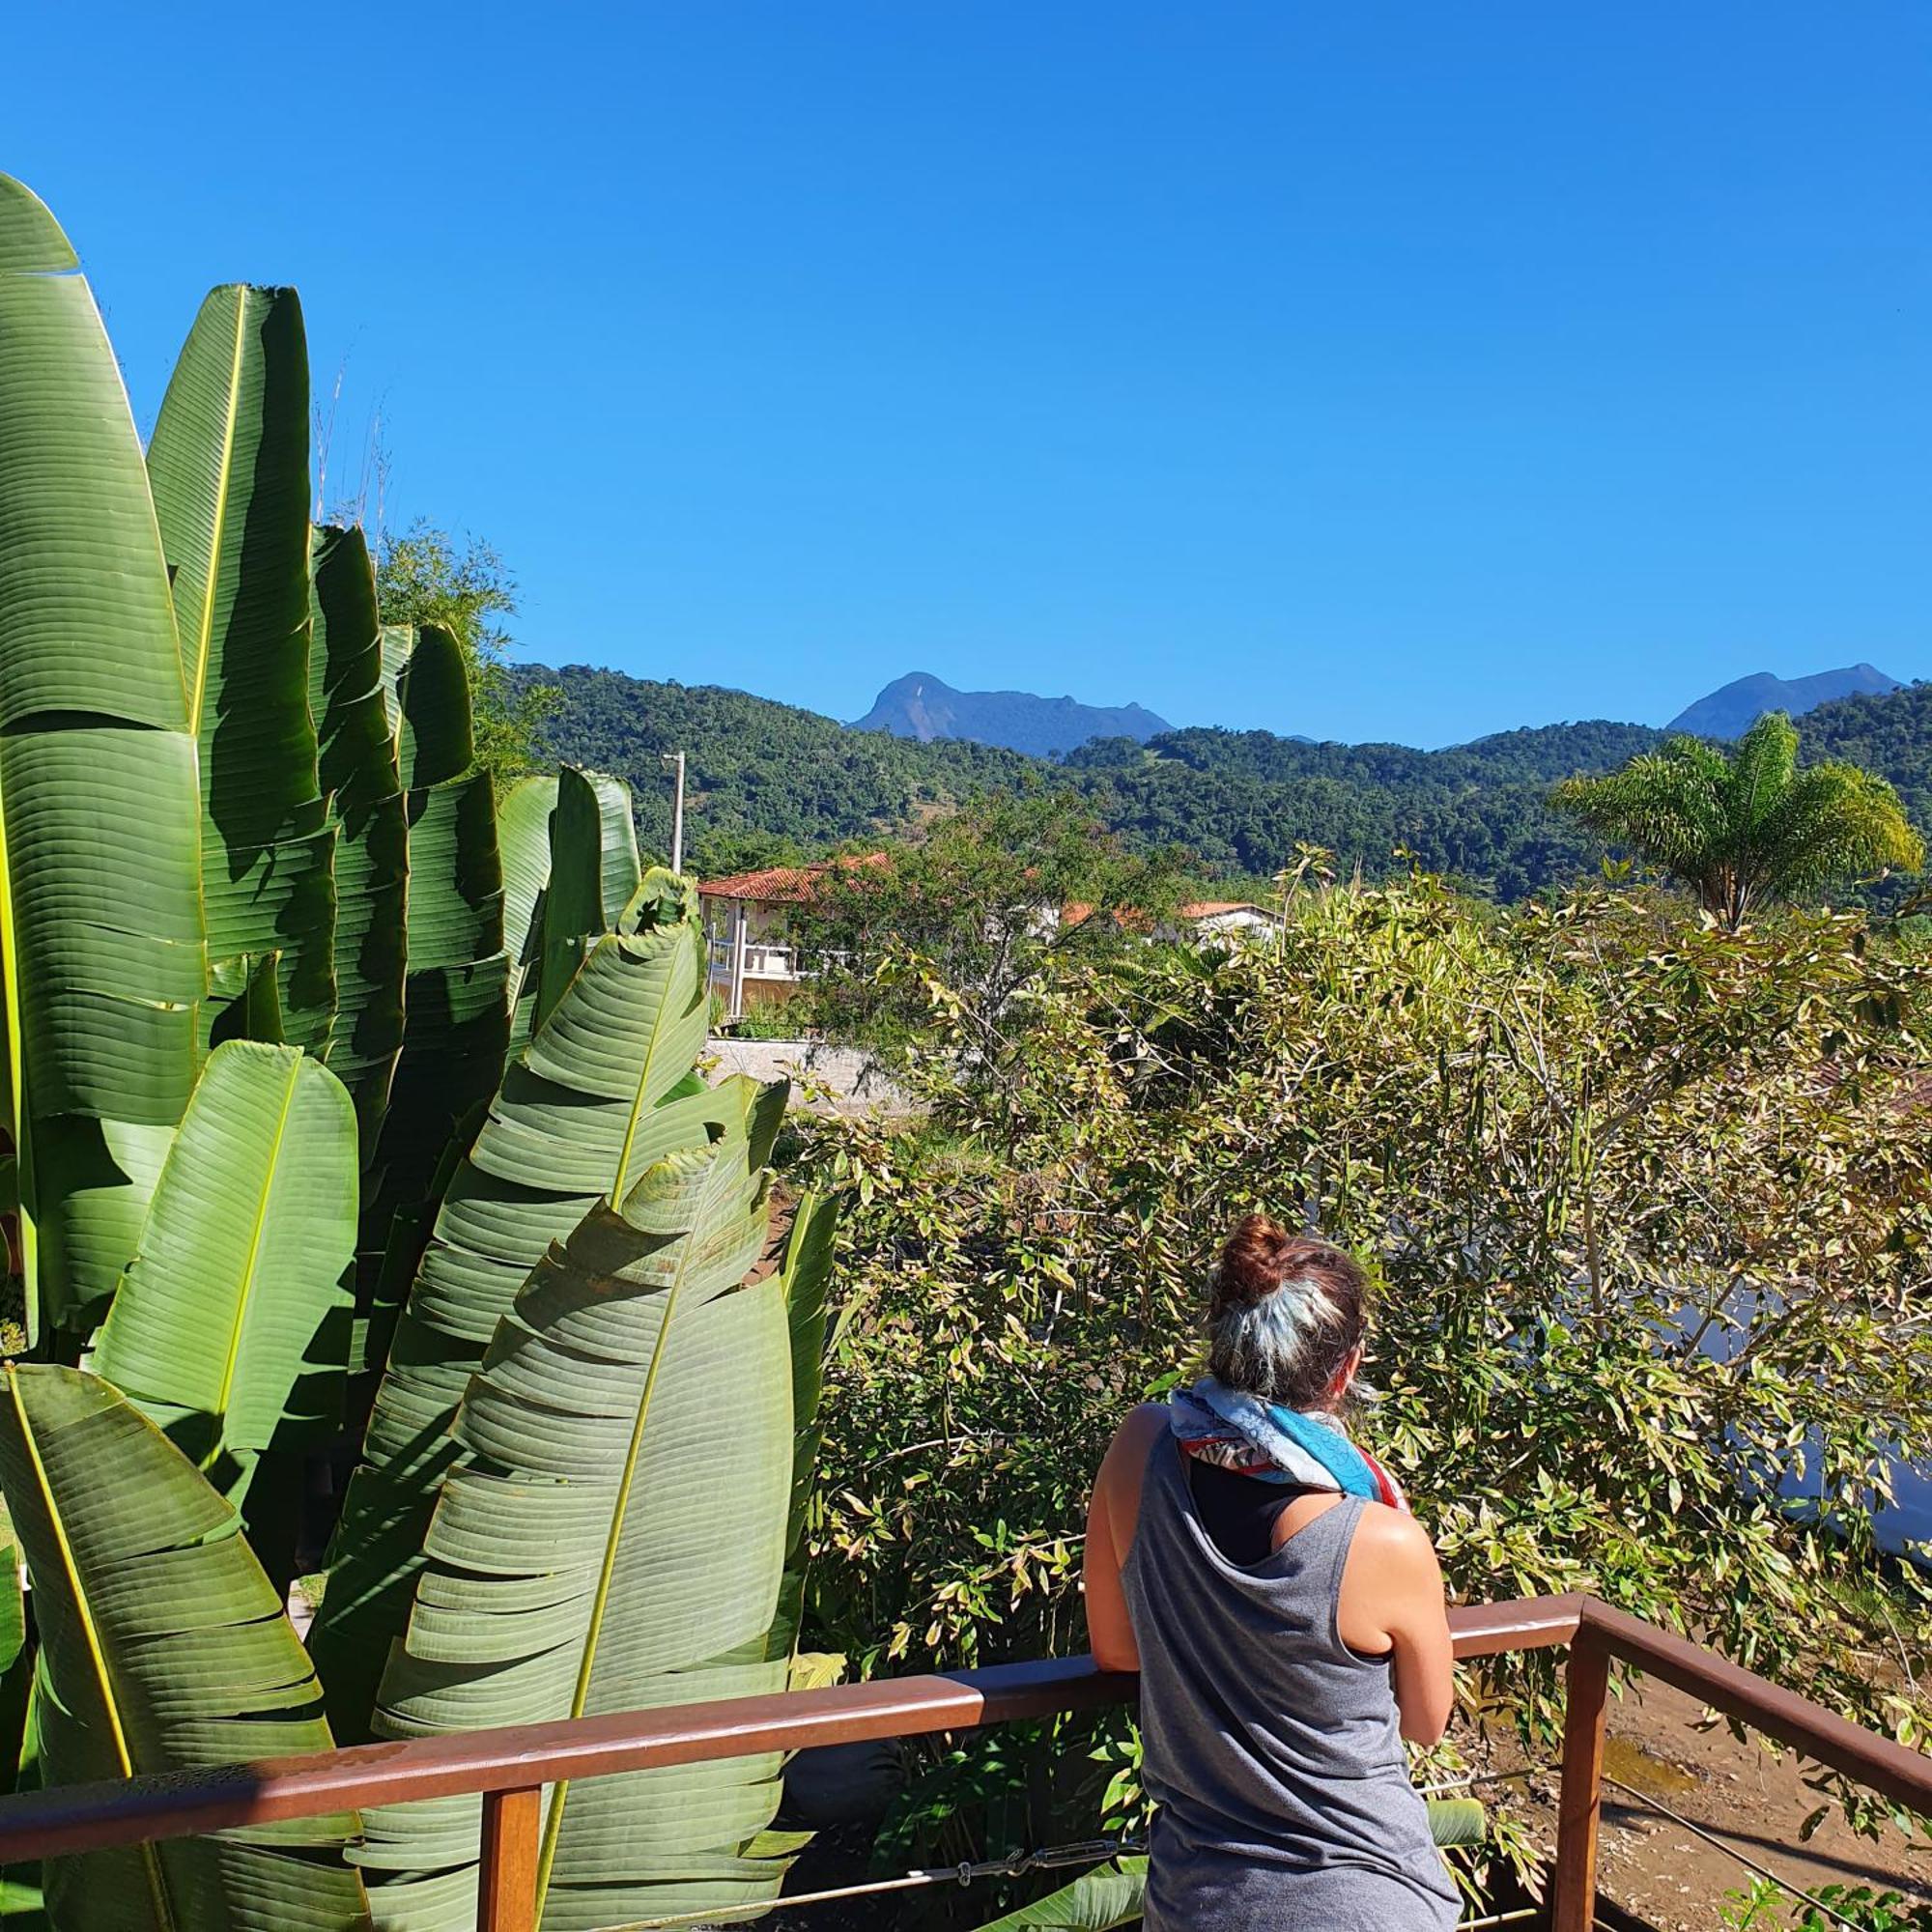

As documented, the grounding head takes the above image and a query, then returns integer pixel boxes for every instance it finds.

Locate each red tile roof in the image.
[1065,899,1271,927]
[698,854,888,903]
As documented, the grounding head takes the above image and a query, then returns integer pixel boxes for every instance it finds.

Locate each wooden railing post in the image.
[478,1784,542,1932]
[1551,1626,1610,1932]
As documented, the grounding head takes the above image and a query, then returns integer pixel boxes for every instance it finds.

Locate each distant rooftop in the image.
[698,855,887,902]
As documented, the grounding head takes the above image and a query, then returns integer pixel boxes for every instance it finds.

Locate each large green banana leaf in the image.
[310,526,408,1161]
[0,1536,26,1801]
[0,1365,367,1930]
[147,284,335,1057]
[532,768,641,1033]
[210,950,288,1050]
[497,773,560,1045]
[355,1081,794,1931]
[92,1040,356,1507]
[357,623,509,1367]
[772,1189,839,1658]
[311,871,717,1741]
[0,176,207,1336]
[970,1859,1150,1931]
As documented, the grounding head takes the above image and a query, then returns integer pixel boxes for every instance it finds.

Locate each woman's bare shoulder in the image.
[1095,1404,1168,1487]
[1350,1500,1442,1574]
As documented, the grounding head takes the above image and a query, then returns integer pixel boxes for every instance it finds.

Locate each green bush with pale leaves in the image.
[800,878,1932,1888]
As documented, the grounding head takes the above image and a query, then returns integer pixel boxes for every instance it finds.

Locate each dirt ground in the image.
[1507,1677,1932,1930]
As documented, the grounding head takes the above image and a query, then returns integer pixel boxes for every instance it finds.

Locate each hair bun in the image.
[1216,1212,1293,1310]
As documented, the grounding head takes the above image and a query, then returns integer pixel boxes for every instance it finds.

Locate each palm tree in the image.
[1550,712,1923,929]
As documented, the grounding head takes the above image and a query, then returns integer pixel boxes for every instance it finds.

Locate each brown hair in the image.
[1207,1213,1369,1409]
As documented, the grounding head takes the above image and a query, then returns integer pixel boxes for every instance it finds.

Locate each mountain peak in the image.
[852,671,1172,757]
[1666,664,1903,739]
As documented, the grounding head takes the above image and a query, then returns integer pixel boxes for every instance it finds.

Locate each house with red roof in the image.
[1174,899,1282,941]
[1060,898,1283,942]
[698,857,886,1019]
[700,864,1278,1021]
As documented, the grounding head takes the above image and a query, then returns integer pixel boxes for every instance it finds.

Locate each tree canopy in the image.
[1552,712,1924,926]
[376,520,558,781]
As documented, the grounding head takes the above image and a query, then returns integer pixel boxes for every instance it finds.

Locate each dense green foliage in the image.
[532,660,1932,902]
[1065,719,1659,893]
[1552,712,1923,927]
[794,881,1932,1908]
[1793,681,1932,840]
[793,795,1189,1054]
[1725,1879,1932,1930]
[0,177,831,1932]
[378,520,558,781]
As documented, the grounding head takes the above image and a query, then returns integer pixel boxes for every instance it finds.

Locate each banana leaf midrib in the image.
[183,289,248,738]
[208,1048,303,1432]
[3,1368,175,1925]
[0,798,24,1294]
[529,1149,739,1914]
[610,928,705,1201]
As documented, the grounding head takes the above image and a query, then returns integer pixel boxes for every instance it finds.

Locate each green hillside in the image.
[526,665,1037,874]
[526,662,1930,899]
[1790,678,1932,832]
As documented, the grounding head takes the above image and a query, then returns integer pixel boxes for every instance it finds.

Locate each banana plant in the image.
[311,869,716,1741]
[498,772,561,1041]
[773,1189,839,1657]
[355,622,510,1369]
[147,284,335,1056]
[374,622,510,1202]
[310,525,408,1161]
[355,1081,798,1931]
[0,1365,367,1929]
[502,768,642,1045]
[91,1041,357,1552]
[532,768,642,1033]
[0,1533,25,1802]
[0,175,208,1338]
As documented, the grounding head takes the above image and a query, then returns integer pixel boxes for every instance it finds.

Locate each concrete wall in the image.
[705,1037,906,1115]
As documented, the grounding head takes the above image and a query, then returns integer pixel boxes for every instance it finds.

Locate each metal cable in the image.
[1421,1764,1548,1797]
[595,1826,1540,1932]
[599,1758,1871,1932]
[1600,1771,1879,1932]
[594,1838,1143,1931]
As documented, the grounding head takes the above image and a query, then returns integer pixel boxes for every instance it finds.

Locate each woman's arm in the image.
[1343,1508,1455,1746]
[1082,1406,1165,1673]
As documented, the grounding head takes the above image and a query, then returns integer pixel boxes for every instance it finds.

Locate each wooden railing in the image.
[0,1594,1923,1932]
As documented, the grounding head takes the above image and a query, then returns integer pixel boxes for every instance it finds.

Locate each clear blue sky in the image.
[14,3,1931,747]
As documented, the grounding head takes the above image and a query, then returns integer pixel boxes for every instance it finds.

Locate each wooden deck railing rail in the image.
[0,1594,1922,1932]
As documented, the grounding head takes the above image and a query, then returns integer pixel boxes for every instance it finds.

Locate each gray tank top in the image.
[1121,1431,1460,1930]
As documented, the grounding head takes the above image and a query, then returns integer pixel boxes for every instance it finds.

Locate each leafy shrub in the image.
[797,879,1932,1872]
[1724,1878,1932,1929]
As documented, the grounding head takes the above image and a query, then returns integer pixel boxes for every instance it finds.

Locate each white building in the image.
[698,857,887,1020]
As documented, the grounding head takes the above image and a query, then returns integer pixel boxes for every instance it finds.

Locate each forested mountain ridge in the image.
[1667,663,1900,739]
[1791,677,1932,834]
[1070,717,1667,787]
[524,662,1932,898]
[524,665,1038,874]
[853,669,1170,754]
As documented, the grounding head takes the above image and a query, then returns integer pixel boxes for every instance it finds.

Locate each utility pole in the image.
[663,751,686,874]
